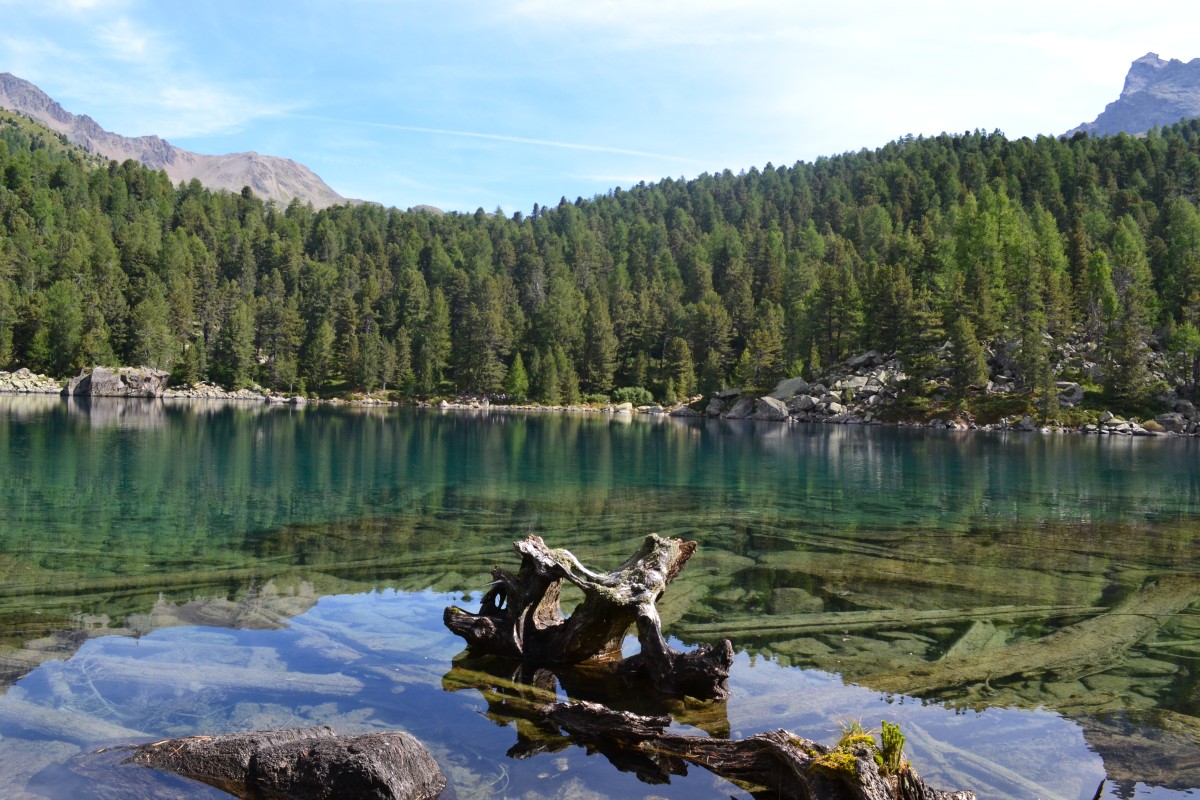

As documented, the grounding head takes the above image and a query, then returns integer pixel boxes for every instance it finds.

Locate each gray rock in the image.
[715,387,742,400]
[826,402,846,415]
[613,402,633,413]
[1070,53,1200,137]
[846,350,881,369]
[65,366,169,398]
[1056,381,1084,406]
[722,397,755,419]
[842,375,868,391]
[768,376,810,400]
[670,405,700,417]
[1099,411,1115,424]
[1155,412,1187,432]
[789,394,817,413]
[705,397,724,417]
[750,396,789,421]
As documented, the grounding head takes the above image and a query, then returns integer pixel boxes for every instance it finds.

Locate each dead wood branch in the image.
[444,534,733,699]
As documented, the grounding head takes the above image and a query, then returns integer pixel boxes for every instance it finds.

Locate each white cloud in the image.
[95,17,156,63]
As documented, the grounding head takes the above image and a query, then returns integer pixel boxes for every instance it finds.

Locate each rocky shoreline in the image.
[3,363,1197,436]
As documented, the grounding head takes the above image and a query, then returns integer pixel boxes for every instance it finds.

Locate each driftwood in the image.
[444,534,734,699]
[70,726,446,800]
[545,700,974,800]
[864,575,1200,697]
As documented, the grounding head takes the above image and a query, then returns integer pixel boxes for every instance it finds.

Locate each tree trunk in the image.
[444,533,733,699]
[545,700,975,800]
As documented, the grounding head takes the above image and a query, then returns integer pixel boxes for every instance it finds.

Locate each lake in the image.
[0,395,1197,800]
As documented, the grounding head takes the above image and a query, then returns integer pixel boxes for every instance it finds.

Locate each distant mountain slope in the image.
[0,72,348,209]
[1071,53,1200,136]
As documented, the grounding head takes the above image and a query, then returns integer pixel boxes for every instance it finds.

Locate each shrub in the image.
[612,386,654,405]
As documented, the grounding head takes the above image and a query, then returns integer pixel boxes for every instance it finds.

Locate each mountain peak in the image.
[1071,53,1200,137]
[0,73,348,209]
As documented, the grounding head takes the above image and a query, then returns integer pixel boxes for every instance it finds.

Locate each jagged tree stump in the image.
[444,534,734,699]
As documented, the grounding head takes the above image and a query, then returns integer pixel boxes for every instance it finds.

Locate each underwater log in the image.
[546,700,975,800]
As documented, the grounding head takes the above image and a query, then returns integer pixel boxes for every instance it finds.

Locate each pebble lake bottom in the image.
[0,395,1197,799]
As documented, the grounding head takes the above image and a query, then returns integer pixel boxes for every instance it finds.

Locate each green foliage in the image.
[879,720,907,776]
[504,351,530,400]
[612,386,654,405]
[1,110,1198,410]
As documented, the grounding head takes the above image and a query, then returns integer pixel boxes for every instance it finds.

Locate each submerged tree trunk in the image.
[545,700,975,800]
[444,533,734,699]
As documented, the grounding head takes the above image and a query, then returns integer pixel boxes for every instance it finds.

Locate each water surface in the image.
[1,396,1197,799]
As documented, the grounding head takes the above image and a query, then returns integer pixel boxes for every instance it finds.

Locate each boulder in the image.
[1155,412,1188,433]
[788,394,817,413]
[749,396,789,421]
[846,350,881,368]
[826,402,846,415]
[613,402,634,414]
[64,366,170,398]
[90,726,446,800]
[768,376,810,400]
[705,397,724,417]
[722,397,755,419]
[715,386,742,400]
[1056,381,1084,406]
[670,405,700,417]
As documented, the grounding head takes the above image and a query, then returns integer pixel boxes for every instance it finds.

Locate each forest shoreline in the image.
[2,366,1196,438]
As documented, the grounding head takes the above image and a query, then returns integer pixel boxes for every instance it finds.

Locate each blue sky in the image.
[3,1,1200,213]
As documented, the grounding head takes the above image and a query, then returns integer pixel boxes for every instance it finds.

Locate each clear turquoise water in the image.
[0,395,1197,799]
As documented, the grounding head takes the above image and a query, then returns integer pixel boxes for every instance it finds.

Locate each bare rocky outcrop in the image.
[1071,53,1200,136]
[0,72,349,209]
[0,368,61,393]
[64,366,169,398]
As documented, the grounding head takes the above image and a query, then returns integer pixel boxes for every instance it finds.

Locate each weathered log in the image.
[545,700,975,800]
[76,726,446,800]
[444,534,733,699]
[863,576,1200,697]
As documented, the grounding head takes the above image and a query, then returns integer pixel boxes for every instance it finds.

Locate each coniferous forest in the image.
[3,108,1200,418]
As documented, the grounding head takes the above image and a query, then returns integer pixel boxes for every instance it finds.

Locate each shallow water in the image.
[0,396,1197,799]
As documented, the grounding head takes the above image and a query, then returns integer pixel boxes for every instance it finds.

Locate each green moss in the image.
[811,749,859,776]
[837,732,876,749]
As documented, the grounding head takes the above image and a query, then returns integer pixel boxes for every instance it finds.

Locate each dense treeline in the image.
[2,109,1200,414]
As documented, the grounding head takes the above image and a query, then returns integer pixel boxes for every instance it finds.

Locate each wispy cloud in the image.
[95,17,155,62]
[288,112,706,165]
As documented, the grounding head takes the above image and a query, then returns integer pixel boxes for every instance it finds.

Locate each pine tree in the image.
[664,337,696,399]
[1105,216,1155,405]
[504,351,530,400]
[210,289,256,389]
[581,292,618,393]
[302,319,335,393]
[949,315,988,397]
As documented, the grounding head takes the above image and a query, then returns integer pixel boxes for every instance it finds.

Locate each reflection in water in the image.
[0,400,1198,798]
[0,588,1117,800]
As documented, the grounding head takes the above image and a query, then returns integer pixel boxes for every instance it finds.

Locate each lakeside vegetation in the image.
[3,109,1200,419]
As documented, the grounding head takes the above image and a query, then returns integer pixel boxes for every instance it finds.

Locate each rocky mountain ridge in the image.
[0,72,348,209]
[1071,52,1200,136]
